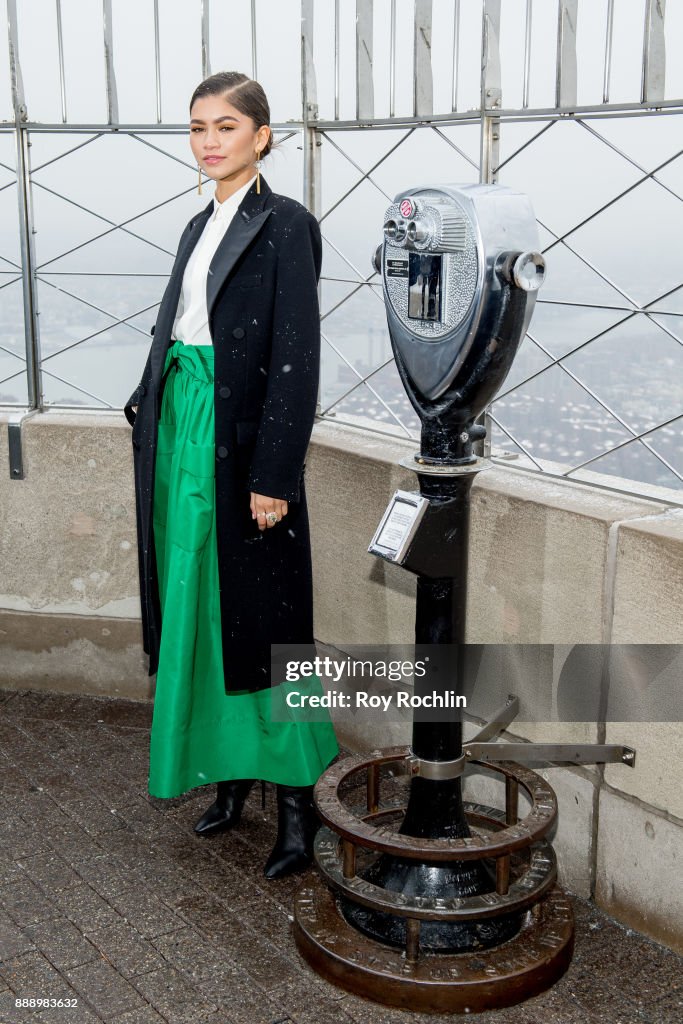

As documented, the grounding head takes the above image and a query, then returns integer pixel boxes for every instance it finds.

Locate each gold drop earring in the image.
[255,150,262,194]
[197,164,203,195]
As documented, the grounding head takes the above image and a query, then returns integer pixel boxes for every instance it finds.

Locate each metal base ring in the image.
[293,875,574,1015]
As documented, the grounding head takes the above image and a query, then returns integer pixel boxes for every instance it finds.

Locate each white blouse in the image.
[171,173,257,347]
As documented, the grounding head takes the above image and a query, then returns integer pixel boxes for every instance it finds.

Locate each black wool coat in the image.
[124,175,322,694]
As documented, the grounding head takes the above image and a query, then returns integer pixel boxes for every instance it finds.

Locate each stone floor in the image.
[0,688,680,1024]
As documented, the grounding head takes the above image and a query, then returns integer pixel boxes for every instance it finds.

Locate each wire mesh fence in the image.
[1,0,681,497]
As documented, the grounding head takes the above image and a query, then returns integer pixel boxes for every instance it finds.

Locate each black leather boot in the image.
[194,778,258,837]
[263,784,320,879]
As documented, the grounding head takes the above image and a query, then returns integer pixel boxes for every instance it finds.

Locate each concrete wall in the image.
[0,412,152,698]
[1,410,682,953]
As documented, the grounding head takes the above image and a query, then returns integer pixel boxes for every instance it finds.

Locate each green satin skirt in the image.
[148,339,339,799]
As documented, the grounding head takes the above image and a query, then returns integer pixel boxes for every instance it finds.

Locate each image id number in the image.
[15,998,78,1008]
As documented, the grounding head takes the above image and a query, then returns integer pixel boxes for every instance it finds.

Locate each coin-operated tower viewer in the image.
[293,184,636,1015]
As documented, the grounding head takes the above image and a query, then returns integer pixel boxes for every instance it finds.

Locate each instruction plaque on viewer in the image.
[368,490,428,563]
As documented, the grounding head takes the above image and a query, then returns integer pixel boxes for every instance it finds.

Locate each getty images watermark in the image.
[267,643,683,724]
[283,653,467,712]
[268,645,467,723]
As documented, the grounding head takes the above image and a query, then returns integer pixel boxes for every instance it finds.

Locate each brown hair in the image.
[189,71,278,158]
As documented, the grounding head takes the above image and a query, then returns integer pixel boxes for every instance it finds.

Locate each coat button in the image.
[217,446,229,459]
[219,385,231,398]
[232,327,245,339]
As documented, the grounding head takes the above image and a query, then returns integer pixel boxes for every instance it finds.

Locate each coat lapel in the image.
[206,175,272,323]
[151,175,273,387]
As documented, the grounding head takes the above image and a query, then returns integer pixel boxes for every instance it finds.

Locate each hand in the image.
[131,405,137,413]
[250,492,288,531]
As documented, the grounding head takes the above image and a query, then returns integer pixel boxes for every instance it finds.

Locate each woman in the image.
[124,71,339,880]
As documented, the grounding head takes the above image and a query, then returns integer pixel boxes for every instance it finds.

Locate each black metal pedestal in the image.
[340,469,522,951]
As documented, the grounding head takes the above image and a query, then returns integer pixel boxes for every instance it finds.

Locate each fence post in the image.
[642,0,666,104]
[477,0,502,459]
[8,0,41,413]
[301,0,322,416]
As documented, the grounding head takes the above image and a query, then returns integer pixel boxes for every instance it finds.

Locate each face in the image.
[189,94,271,186]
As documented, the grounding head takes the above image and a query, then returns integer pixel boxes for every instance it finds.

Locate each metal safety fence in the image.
[1,0,682,500]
